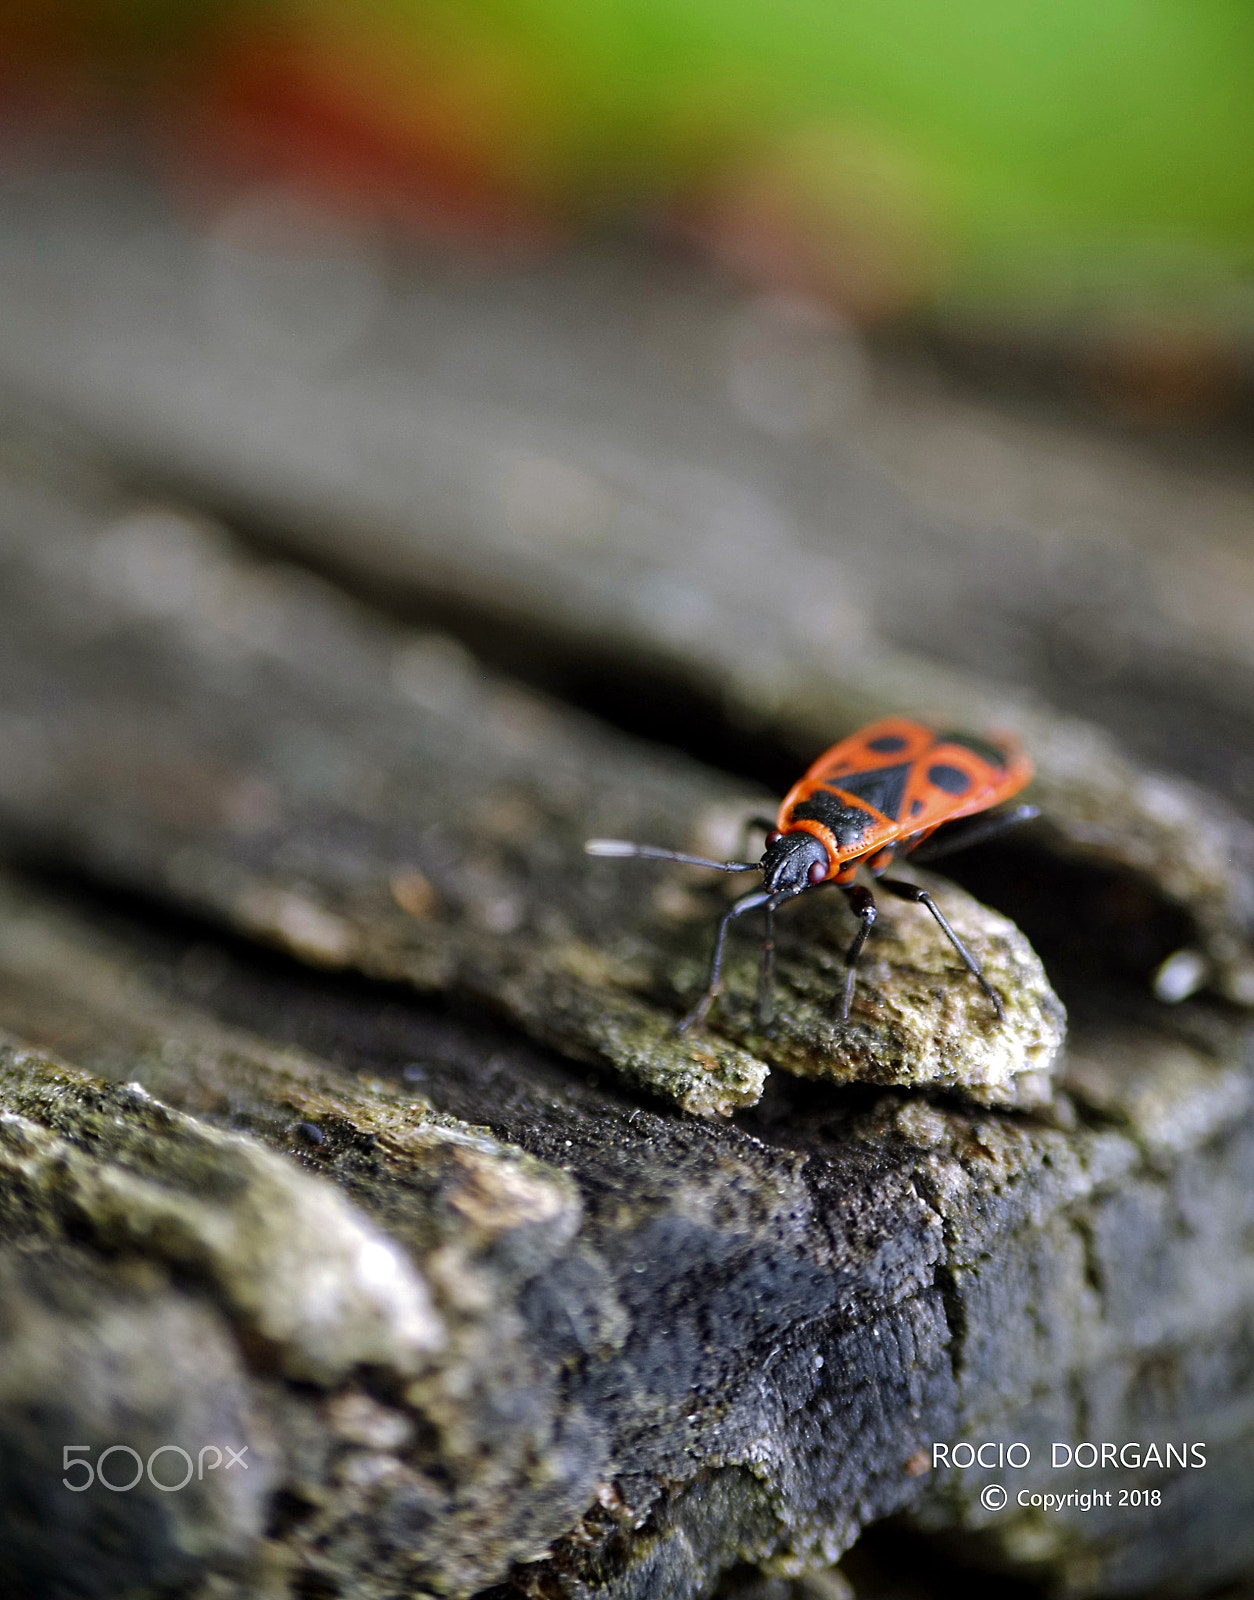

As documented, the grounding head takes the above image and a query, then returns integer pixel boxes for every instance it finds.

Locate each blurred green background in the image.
[7,1,1254,366]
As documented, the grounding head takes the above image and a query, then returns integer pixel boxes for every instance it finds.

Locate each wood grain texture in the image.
[0,456,1063,1113]
[0,866,1251,1597]
[0,175,1250,1003]
[0,168,1252,1599]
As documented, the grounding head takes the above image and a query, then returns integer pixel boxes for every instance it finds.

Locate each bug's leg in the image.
[757,898,776,1027]
[879,877,1004,1020]
[905,805,1040,865]
[679,888,773,1032]
[838,883,877,1022]
[757,883,821,1026]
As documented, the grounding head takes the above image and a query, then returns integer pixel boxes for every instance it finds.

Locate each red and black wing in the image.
[778,717,1031,867]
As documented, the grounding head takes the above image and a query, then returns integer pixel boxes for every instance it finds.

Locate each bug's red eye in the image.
[766,830,782,845]
[808,861,827,885]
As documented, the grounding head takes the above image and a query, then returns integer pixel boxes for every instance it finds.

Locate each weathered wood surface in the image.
[0,167,1253,1600]
[1,866,1253,1600]
[1,173,1252,1002]
[0,449,1064,1115]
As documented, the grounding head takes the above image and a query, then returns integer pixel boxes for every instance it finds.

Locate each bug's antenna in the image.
[585,840,759,873]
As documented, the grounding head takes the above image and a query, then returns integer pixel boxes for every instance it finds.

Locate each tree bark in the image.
[0,168,1252,1600]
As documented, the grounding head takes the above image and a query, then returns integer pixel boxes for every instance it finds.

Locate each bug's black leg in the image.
[879,877,1004,1020]
[757,898,776,1027]
[905,804,1040,864]
[679,888,773,1032]
[757,885,819,1026]
[838,883,877,1021]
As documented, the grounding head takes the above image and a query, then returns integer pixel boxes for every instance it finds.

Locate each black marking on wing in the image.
[829,762,911,821]
[866,733,908,753]
[938,730,1007,769]
[927,763,972,796]
[791,792,875,846]
[910,798,925,816]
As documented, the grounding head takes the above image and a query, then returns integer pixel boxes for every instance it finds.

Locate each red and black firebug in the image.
[587,716,1037,1029]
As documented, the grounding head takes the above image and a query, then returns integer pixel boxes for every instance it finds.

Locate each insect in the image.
[586,716,1037,1031]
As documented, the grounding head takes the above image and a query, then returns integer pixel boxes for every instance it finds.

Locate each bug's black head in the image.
[761,830,829,894]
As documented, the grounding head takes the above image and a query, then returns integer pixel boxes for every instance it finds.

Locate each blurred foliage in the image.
[6,0,1254,326]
